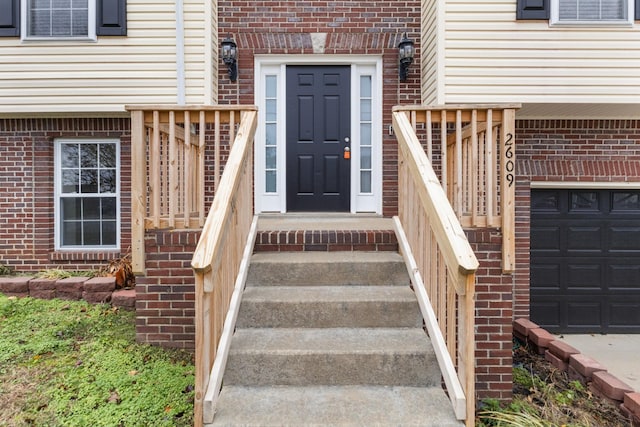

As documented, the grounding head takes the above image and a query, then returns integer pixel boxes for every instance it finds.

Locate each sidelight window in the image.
[359,75,372,194]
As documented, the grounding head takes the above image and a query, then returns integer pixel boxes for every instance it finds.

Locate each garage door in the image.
[530,189,640,333]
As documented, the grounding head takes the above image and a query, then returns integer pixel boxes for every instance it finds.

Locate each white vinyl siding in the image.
[0,0,216,114]
[442,0,640,106]
[421,0,441,104]
[183,0,210,104]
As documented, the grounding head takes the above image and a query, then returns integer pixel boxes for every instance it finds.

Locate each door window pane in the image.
[361,147,371,170]
[360,171,372,193]
[612,191,640,211]
[571,191,599,211]
[531,191,559,211]
[266,171,277,193]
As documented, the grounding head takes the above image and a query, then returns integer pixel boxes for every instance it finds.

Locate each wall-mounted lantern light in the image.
[398,32,414,82]
[221,35,238,82]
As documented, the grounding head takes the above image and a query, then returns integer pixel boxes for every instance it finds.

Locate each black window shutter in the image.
[516,0,550,20]
[97,0,127,36]
[0,0,20,37]
[636,0,640,20]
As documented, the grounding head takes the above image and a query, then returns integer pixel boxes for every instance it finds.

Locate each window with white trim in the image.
[22,0,96,39]
[359,75,373,194]
[552,0,632,24]
[264,75,278,193]
[55,139,120,249]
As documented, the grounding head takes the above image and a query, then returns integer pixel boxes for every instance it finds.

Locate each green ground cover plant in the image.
[0,293,194,426]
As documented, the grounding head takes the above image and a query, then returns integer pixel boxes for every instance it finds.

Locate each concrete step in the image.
[224,328,441,387]
[246,251,409,287]
[209,385,462,426]
[236,285,422,328]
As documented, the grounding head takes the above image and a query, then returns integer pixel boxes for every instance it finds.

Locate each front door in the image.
[286,65,351,211]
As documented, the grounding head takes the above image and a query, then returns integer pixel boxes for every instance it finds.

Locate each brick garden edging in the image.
[514,318,640,426]
[0,276,135,309]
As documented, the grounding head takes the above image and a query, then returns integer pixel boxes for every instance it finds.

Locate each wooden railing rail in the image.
[189,110,257,427]
[393,110,478,426]
[127,105,257,274]
[393,104,519,272]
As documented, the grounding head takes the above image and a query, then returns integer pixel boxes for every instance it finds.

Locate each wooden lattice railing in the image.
[127,105,258,273]
[393,104,519,272]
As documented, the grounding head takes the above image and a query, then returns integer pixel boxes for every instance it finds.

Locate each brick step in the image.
[254,229,398,252]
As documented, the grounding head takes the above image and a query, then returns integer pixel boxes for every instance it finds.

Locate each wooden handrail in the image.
[393,110,478,426]
[392,104,519,273]
[190,110,257,427]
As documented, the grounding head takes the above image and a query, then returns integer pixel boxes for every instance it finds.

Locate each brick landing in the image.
[254,215,398,252]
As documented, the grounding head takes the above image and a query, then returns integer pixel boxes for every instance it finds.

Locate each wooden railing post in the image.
[501,108,516,273]
[130,110,147,275]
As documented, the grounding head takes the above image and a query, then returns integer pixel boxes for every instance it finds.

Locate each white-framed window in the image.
[551,0,633,25]
[54,139,120,250]
[21,0,96,40]
[264,75,278,194]
[358,75,373,194]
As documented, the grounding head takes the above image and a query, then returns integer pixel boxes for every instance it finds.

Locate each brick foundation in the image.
[467,228,514,401]
[135,229,200,349]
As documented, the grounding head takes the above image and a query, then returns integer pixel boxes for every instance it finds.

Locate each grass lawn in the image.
[0,293,194,427]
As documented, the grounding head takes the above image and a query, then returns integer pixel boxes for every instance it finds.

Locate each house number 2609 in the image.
[504,133,515,187]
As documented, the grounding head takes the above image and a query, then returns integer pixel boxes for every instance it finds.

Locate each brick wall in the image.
[135,229,199,349]
[467,228,514,401]
[219,0,422,217]
[0,118,131,271]
[514,119,640,319]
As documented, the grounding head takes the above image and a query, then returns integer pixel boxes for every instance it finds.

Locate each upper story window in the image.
[517,0,638,24]
[24,0,95,40]
[0,0,126,38]
[552,0,633,25]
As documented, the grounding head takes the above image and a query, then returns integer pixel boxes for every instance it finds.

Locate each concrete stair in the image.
[208,251,461,426]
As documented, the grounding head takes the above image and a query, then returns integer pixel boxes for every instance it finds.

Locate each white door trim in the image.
[254,55,383,214]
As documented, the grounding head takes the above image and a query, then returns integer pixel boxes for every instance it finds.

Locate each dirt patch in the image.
[0,365,58,426]
[512,341,630,426]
